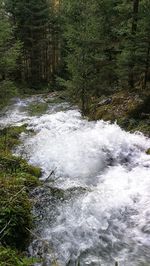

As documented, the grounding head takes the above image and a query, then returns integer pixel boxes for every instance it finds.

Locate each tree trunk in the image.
[132,0,140,34]
[128,0,140,89]
[143,42,150,90]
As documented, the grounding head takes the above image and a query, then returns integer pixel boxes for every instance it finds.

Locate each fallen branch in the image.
[9,186,25,203]
[0,219,12,236]
[44,167,57,183]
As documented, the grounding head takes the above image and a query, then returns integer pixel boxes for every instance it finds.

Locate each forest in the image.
[0,0,150,111]
[0,0,150,265]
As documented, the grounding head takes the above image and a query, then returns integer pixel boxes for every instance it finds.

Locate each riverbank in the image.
[0,125,41,265]
[87,89,150,137]
[5,94,149,266]
[0,92,70,266]
[0,89,150,266]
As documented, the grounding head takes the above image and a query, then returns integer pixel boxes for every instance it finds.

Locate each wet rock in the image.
[141,221,150,234]
[146,148,150,155]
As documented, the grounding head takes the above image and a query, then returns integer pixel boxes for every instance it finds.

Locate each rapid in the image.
[1,95,150,266]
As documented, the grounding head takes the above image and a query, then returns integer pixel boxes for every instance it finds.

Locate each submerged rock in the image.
[146,148,150,155]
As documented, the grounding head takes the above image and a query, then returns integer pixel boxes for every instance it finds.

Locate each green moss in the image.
[46,97,63,104]
[0,246,37,266]
[0,154,41,187]
[146,148,150,155]
[128,95,150,119]
[0,124,41,183]
[131,122,150,136]
[0,177,32,250]
[94,107,107,120]
[0,125,27,153]
[26,165,41,178]
[87,90,150,136]
[119,119,150,136]
[49,187,65,199]
[117,118,138,131]
[19,173,40,188]
[0,154,35,173]
[27,102,48,116]
[0,124,41,258]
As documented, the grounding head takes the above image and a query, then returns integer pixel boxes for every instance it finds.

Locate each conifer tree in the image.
[0,0,21,107]
[61,0,119,113]
[116,0,150,90]
[6,0,59,88]
[137,0,150,89]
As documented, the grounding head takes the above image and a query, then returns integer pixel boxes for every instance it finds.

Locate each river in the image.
[1,95,150,266]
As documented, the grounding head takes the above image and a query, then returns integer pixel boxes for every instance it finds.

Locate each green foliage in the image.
[60,0,121,113]
[0,177,32,250]
[0,125,41,256]
[25,164,41,179]
[0,125,27,151]
[116,0,150,89]
[5,0,58,87]
[88,89,150,136]
[0,246,37,266]
[0,0,21,78]
[0,125,41,185]
[128,95,150,119]
[0,0,21,109]
[0,154,41,184]
[0,80,17,109]
[60,0,150,114]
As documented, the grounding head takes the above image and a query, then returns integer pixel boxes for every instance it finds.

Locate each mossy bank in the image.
[0,125,41,265]
[88,90,150,137]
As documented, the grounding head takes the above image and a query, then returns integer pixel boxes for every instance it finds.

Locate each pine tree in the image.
[6,0,59,88]
[0,0,21,107]
[116,0,150,90]
[61,0,97,114]
[136,0,150,89]
[61,0,119,114]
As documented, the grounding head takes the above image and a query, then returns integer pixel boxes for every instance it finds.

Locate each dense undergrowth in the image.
[0,125,41,265]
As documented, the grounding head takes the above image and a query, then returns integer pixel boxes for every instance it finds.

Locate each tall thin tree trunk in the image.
[143,42,150,90]
[132,0,139,34]
[128,0,139,89]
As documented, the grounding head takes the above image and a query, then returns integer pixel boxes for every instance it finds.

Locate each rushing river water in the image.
[1,96,150,266]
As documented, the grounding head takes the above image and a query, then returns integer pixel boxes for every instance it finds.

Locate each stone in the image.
[98,98,112,106]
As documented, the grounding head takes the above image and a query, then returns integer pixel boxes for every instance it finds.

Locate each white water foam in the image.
[19,110,150,187]
[19,104,150,265]
[1,97,150,265]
